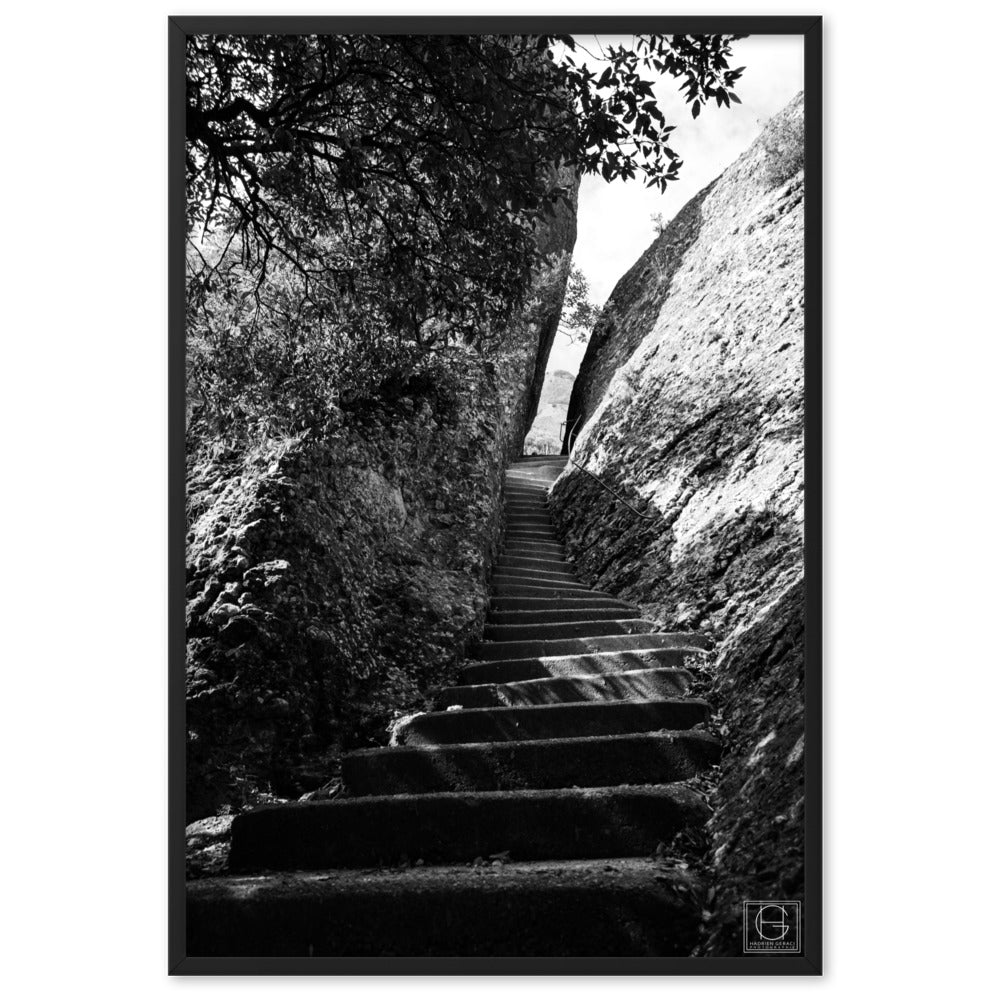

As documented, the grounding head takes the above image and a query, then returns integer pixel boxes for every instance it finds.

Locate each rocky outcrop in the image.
[549,93,805,955]
[562,182,715,452]
[186,190,577,822]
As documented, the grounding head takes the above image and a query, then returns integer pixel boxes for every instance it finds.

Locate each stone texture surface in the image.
[185,189,577,822]
[705,579,805,956]
[549,93,806,956]
[562,181,716,452]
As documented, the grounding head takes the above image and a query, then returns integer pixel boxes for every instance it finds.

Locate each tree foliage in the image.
[185,33,744,443]
[559,263,602,342]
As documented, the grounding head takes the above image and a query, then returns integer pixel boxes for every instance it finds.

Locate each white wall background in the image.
[2,0,997,994]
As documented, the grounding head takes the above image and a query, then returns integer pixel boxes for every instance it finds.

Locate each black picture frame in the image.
[168,14,822,975]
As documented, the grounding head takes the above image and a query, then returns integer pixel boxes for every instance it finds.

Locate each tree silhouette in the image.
[187,34,744,339]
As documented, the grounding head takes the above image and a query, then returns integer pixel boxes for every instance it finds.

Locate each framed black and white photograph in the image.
[169,14,822,973]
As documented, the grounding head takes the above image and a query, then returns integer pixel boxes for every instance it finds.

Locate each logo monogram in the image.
[743,901,801,953]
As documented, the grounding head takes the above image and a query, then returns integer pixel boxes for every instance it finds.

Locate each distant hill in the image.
[524,369,576,454]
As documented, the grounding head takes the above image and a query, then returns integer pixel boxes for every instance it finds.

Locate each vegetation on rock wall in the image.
[185,156,583,818]
[187,358,508,819]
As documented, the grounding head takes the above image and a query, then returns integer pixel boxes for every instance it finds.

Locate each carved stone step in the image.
[341,730,721,796]
[187,859,703,957]
[481,617,656,643]
[436,666,696,709]
[489,596,637,612]
[395,698,710,745]
[227,783,710,871]
[458,646,706,686]
[486,607,639,626]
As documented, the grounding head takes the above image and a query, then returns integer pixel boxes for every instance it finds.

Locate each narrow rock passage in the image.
[187,456,722,957]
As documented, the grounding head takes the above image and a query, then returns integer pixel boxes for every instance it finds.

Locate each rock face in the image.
[549,93,806,955]
[561,182,715,452]
[186,189,577,822]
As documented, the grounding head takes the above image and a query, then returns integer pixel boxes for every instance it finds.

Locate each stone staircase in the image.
[187,455,721,957]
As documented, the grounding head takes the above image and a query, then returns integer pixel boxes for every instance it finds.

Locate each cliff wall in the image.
[549,93,806,955]
[186,187,577,821]
[562,180,715,451]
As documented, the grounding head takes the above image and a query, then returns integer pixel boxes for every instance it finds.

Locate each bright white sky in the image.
[547,34,805,375]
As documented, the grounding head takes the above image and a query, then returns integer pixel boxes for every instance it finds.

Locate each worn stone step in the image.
[501,547,561,560]
[487,607,639,626]
[396,699,710,746]
[503,541,561,553]
[436,666,696,708]
[471,631,708,663]
[227,784,709,872]
[459,646,705,686]
[492,568,579,583]
[187,859,703,957]
[503,536,563,549]
[491,581,615,599]
[491,581,585,597]
[493,563,575,577]
[482,617,656,643]
[506,512,553,523]
[505,541,558,550]
[341,730,721,796]
[503,545,566,560]
[490,596,637,612]
[490,567,580,594]
[504,492,549,502]
[497,555,570,572]
[492,567,580,585]
[491,585,589,600]
[504,528,560,545]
